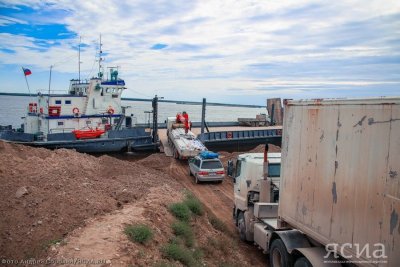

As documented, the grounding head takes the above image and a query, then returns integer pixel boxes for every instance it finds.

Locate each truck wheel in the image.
[294,257,311,267]
[237,212,247,241]
[270,239,293,267]
[189,168,193,176]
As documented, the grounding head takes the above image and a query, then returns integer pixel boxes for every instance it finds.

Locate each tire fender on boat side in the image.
[107,106,115,115]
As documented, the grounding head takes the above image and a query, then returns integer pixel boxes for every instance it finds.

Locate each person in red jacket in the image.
[176,112,182,123]
[182,111,189,133]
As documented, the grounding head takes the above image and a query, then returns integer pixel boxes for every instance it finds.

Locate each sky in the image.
[0,0,399,105]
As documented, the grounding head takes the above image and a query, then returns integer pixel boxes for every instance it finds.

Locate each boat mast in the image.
[78,36,81,83]
[98,34,103,79]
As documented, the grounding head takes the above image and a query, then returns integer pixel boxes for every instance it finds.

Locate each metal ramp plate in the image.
[160,136,173,157]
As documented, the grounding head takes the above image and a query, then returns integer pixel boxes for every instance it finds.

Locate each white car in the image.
[188,155,225,184]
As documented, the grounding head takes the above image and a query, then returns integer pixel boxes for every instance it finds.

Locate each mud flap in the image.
[272,230,310,253]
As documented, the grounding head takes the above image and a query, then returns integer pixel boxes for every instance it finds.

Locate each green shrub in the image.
[172,221,194,247]
[169,203,191,222]
[192,248,203,260]
[209,216,228,233]
[183,195,204,216]
[161,243,199,267]
[124,224,153,244]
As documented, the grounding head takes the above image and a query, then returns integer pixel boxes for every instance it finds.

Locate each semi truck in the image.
[167,116,206,159]
[232,97,400,267]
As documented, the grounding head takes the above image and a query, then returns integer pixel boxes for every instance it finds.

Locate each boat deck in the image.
[158,125,282,154]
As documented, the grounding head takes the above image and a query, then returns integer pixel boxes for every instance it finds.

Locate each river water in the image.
[0,95,266,128]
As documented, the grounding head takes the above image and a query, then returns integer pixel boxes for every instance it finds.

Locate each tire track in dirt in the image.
[167,160,235,230]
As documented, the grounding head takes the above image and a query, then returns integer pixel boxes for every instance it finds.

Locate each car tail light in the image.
[216,171,225,175]
[198,171,209,176]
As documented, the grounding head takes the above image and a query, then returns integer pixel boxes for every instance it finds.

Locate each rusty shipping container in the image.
[279,97,400,266]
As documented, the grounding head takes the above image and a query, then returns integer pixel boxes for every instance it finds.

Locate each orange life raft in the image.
[72,128,105,139]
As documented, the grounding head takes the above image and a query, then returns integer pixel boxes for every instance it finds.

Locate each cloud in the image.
[0,0,399,104]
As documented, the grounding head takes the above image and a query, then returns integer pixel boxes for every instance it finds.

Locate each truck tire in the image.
[294,257,312,267]
[237,212,247,241]
[189,168,193,176]
[270,239,293,267]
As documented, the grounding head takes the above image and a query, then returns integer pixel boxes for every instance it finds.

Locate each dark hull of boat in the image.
[0,128,158,153]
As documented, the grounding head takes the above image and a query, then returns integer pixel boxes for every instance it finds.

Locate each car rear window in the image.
[201,161,223,169]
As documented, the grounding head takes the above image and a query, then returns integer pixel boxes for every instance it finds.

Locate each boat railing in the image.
[36,89,66,95]
[49,128,75,134]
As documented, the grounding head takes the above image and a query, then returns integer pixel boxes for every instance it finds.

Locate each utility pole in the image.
[200,98,206,134]
[152,95,159,144]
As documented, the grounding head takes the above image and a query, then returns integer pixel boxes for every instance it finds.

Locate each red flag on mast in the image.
[22,67,32,76]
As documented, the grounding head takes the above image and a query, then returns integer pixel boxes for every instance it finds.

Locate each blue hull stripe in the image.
[42,114,122,119]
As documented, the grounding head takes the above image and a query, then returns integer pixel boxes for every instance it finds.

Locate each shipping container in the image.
[279,97,400,266]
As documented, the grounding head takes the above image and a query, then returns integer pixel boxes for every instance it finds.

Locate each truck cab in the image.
[232,153,281,211]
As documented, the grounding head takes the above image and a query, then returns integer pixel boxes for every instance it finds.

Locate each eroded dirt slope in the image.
[0,141,181,259]
[0,142,276,266]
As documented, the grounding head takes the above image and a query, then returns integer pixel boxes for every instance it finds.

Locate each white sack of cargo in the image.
[167,117,207,159]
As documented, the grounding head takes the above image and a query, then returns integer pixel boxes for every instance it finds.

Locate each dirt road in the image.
[140,152,269,266]
[167,160,236,231]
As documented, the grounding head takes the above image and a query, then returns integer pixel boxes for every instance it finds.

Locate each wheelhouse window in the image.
[57,121,64,126]
[65,100,71,105]
[55,100,62,105]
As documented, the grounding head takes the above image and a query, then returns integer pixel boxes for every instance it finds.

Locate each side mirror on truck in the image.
[227,160,235,181]
[226,160,234,177]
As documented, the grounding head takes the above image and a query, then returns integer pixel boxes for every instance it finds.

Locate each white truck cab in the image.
[233,152,281,210]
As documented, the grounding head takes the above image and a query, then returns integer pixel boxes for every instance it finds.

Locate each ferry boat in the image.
[0,42,158,153]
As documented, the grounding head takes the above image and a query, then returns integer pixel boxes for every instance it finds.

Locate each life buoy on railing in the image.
[72,107,80,114]
[107,107,115,115]
[227,131,233,139]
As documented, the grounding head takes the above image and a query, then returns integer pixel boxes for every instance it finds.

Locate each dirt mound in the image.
[1,141,275,266]
[219,144,281,166]
[138,152,174,170]
[249,143,281,153]
[49,185,181,266]
[50,185,261,266]
[0,141,181,259]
